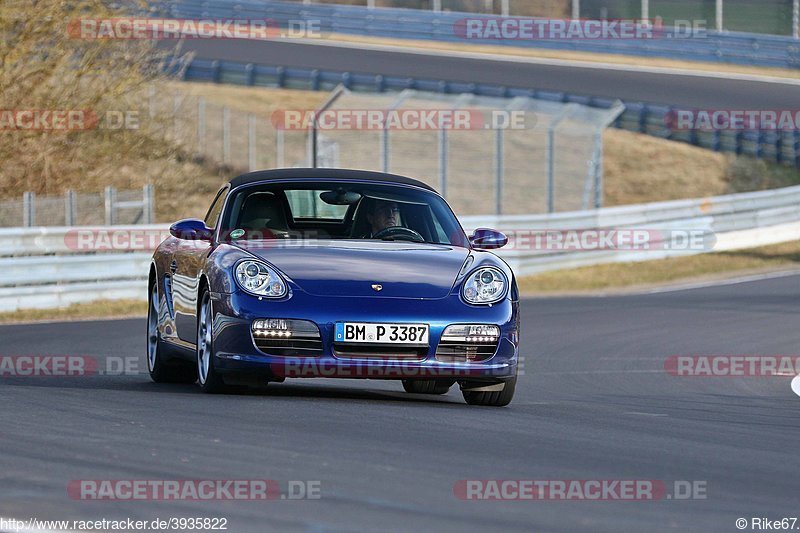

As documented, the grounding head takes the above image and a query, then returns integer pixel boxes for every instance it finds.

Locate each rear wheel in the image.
[197,290,226,393]
[461,375,517,407]
[402,379,453,395]
[147,282,196,384]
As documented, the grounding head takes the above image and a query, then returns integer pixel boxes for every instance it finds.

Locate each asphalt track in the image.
[1,274,799,532]
[173,39,800,108]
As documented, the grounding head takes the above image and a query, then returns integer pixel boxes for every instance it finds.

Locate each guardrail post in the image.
[22,192,35,227]
[64,190,77,226]
[572,0,580,19]
[104,186,116,226]
[501,0,510,16]
[276,66,286,88]
[641,0,649,20]
[222,106,231,165]
[211,60,221,83]
[716,0,724,32]
[248,114,257,172]
[143,184,155,224]
[433,0,441,12]
[245,63,255,86]
[495,128,504,215]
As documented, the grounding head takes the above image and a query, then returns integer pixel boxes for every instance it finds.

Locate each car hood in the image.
[234,240,470,299]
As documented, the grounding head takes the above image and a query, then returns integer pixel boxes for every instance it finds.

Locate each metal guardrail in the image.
[1,185,799,312]
[155,0,800,69]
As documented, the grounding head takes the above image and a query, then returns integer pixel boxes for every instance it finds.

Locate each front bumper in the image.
[210,289,519,382]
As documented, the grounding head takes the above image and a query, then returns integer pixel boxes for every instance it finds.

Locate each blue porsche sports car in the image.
[148,169,519,406]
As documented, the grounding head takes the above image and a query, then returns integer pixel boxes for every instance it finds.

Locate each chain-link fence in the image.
[164,85,622,215]
[0,186,154,227]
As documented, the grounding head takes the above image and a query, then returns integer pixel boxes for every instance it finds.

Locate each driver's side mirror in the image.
[170,218,213,241]
[469,228,508,250]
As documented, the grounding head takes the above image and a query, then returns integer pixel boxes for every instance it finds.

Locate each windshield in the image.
[219,181,469,247]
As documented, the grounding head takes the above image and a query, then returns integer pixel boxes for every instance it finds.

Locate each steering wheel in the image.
[373,226,425,243]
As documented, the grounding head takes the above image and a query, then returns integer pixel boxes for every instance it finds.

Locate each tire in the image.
[196,290,226,393]
[147,281,196,384]
[461,375,517,407]
[402,379,453,395]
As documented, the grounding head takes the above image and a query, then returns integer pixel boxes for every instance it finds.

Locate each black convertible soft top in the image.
[228,168,437,193]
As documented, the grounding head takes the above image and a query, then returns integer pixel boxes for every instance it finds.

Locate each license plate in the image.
[335,322,429,346]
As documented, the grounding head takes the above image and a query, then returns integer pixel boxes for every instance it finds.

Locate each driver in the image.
[364,200,400,238]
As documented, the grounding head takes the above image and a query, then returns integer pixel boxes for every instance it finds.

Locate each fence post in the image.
[572,0,580,19]
[381,127,390,173]
[547,125,556,213]
[148,85,156,121]
[173,94,181,142]
[641,0,649,20]
[248,114,257,171]
[501,0,510,16]
[433,0,441,12]
[438,129,448,198]
[495,128,504,215]
[794,0,799,39]
[222,106,231,165]
[142,184,155,224]
[276,128,285,168]
[593,130,604,209]
[22,192,35,227]
[64,190,77,226]
[197,97,206,155]
[716,0,724,32]
[105,186,116,226]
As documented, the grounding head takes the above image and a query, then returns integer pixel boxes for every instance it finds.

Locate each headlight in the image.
[235,259,287,298]
[462,267,507,305]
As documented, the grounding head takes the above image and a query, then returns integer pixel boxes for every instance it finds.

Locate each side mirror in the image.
[469,228,508,250]
[170,218,213,241]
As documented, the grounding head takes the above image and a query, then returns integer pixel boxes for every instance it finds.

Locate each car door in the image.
[173,187,227,344]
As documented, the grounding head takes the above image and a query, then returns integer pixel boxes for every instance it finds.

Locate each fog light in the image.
[252,318,320,339]
[442,324,500,342]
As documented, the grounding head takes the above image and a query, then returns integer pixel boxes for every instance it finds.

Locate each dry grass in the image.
[0,299,146,324]
[518,240,800,294]
[603,129,729,205]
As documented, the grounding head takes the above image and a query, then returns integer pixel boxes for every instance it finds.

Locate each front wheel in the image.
[197,290,226,393]
[147,282,196,384]
[461,375,517,407]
